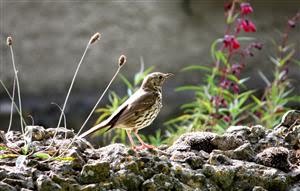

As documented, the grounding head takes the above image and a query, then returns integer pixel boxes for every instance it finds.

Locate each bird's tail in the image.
[78,121,108,139]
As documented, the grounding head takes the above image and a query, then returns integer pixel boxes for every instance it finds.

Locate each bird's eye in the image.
[159,75,163,80]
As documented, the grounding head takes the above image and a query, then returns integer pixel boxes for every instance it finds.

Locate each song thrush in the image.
[79,72,173,150]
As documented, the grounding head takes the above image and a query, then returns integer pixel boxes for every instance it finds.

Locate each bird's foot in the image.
[134,144,156,150]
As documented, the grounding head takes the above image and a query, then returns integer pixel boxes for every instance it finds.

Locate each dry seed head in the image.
[89,32,101,45]
[7,37,12,46]
[118,55,126,67]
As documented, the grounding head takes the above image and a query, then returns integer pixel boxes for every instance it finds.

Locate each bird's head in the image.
[141,72,173,91]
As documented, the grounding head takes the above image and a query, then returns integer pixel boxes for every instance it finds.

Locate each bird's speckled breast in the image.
[136,92,162,130]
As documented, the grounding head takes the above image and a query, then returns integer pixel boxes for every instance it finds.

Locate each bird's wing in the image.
[79,90,158,138]
[105,90,157,130]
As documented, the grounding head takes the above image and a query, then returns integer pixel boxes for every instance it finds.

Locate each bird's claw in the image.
[134,144,156,150]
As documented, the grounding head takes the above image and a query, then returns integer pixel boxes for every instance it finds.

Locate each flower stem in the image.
[7,78,16,133]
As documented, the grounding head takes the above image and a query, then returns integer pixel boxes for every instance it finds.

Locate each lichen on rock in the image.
[0,110,300,190]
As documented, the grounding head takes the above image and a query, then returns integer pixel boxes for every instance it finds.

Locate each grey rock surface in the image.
[0,111,300,190]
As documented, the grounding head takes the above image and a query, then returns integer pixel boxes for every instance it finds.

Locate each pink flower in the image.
[231,64,243,76]
[223,35,240,50]
[220,79,231,89]
[237,19,256,33]
[288,20,296,28]
[253,42,263,50]
[232,83,240,94]
[240,3,253,15]
[211,96,227,108]
[223,115,232,123]
[224,2,232,11]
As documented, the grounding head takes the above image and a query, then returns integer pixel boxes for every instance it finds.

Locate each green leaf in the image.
[182,65,211,72]
[210,38,223,61]
[181,102,198,109]
[270,56,281,66]
[238,77,250,85]
[21,145,29,155]
[280,49,295,66]
[54,156,75,162]
[215,51,229,67]
[176,86,202,92]
[251,95,263,105]
[119,74,133,90]
[0,145,8,151]
[236,37,255,41]
[33,152,50,160]
[164,114,192,125]
[0,154,18,159]
[291,59,300,67]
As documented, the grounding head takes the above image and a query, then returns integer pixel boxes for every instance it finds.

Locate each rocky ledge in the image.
[1,110,300,191]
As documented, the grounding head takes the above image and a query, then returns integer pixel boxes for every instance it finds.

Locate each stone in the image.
[79,161,110,184]
[226,125,251,140]
[45,127,75,139]
[202,164,236,190]
[256,147,291,172]
[90,144,128,166]
[142,173,183,191]
[65,148,85,170]
[252,186,268,191]
[0,131,7,144]
[285,125,300,148]
[3,177,34,190]
[167,132,217,153]
[51,173,80,191]
[114,170,144,190]
[208,152,232,166]
[2,117,300,190]
[0,181,17,191]
[36,175,62,191]
[231,143,255,161]
[276,110,300,128]
[212,134,244,150]
[25,126,45,141]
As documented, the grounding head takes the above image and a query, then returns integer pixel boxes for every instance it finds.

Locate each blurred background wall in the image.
[0,0,299,135]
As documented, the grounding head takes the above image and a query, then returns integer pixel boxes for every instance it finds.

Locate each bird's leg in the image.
[133,129,156,150]
[125,130,136,149]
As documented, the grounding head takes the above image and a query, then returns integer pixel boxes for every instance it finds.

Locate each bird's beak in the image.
[163,73,174,79]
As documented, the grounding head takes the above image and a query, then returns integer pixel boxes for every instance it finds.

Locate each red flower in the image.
[220,79,231,89]
[240,3,253,15]
[232,83,240,94]
[237,19,256,33]
[223,35,240,50]
[253,42,263,50]
[231,64,243,76]
[223,115,232,123]
[224,2,232,11]
[288,20,296,28]
[211,96,227,108]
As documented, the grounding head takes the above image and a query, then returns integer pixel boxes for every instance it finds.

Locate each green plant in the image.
[251,12,300,128]
[166,4,300,146]
[166,0,260,137]
[147,130,165,146]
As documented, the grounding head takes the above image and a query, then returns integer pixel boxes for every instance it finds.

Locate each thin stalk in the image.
[51,102,67,131]
[7,39,24,134]
[0,80,27,126]
[58,55,126,157]
[39,102,67,159]
[49,32,100,149]
[78,66,121,135]
[56,44,89,128]
[7,78,16,132]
